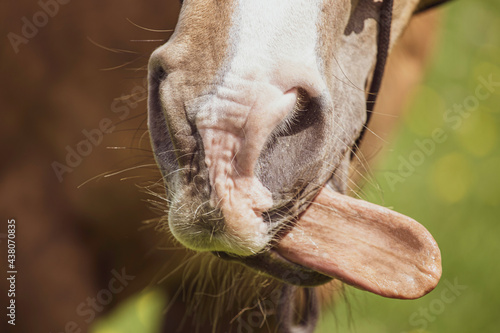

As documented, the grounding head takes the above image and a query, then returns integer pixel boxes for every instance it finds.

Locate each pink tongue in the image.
[276,187,441,299]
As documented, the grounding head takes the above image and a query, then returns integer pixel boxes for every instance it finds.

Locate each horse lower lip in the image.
[212,249,333,287]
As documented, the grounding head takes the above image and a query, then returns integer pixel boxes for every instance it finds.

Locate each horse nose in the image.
[188,81,299,255]
[148,45,199,169]
[149,43,302,255]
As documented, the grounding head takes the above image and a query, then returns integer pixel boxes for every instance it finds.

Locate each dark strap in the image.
[352,0,394,157]
[278,4,396,331]
[352,0,454,155]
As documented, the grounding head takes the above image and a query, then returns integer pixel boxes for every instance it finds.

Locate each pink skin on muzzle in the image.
[197,86,299,255]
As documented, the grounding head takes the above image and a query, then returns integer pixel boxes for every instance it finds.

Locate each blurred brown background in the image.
[0,1,182,332]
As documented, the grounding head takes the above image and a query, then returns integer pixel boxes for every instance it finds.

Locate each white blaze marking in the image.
[230,0,324,94]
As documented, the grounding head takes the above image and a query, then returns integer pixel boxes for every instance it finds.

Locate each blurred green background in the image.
[319,0,500,332]
[88,1,500,332]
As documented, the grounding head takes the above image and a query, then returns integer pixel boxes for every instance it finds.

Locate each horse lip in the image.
[212,249,333,287]
[210,186,333,287]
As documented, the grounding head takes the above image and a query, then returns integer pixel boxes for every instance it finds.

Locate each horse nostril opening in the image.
[149,64,168,90]
[295,88,311,111]
[271,88,315,139]
[155,66,167,82]
[290,88,314,129]
[148,47,172,89]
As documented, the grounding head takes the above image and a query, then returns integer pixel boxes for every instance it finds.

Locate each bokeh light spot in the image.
[475,157,500,206]
[136,289,164,328]
[93,330,121,333]
[456,107,497,156]
[430,153,473,203]
[405,85,446,137]
[472,62,500,98]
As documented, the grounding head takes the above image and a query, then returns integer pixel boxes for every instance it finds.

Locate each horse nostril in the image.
[154,66,167,83]
[148,61,168,93]
[295,88,311,111]
[148,52,169,114]
[270,88,315,139]
[148,46,174,90]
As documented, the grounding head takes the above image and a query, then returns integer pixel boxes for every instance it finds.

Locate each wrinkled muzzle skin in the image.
[148,0,442,323]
